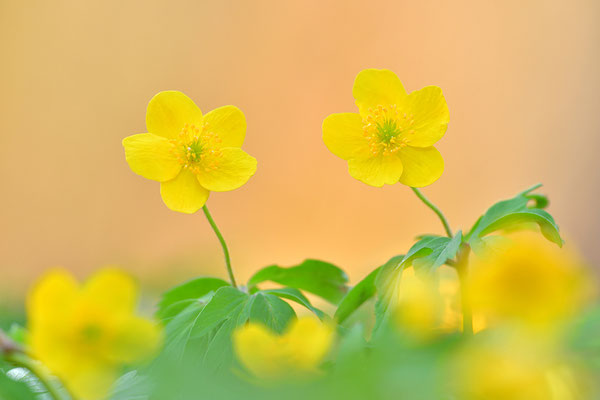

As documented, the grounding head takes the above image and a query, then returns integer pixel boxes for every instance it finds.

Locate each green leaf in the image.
[335,267,381,324]
[401,231,463,275]
[156,277,230,322]
[465,184,562,247]
[162,286,296,370]
[260,287,326,319]
[373,256,405,333]
[247,259,349,304]
[248,293,296,334]
[0,365,37,400]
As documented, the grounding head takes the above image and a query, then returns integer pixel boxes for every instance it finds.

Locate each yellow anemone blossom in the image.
[468,234,593,329]
[322,69,449,187]
[27,267,162,400]
[123,91,257,213]
[233,317,334,380]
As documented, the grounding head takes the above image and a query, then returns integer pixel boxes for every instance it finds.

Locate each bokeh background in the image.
[1,0,599,305]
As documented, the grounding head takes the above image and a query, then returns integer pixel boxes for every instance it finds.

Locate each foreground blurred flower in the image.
[123,91,257,213]
[322,69,448,187]
[452,335,580,400]
[233,317,334,380]
[468,234,593,330]
[27,268,162,400]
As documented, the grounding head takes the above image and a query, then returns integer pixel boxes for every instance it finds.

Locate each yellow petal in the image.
[404,86,449,147]
[122,133,181,182]
[66,364,117,400]
[82,267,137,315]
[284,318,333,369]
[398,146,444,187]
[203,105,246,148]
[352,69,407,116]
[322,113,370,160]
[233,323,282,379]
[146,91,203,139]
[110,317,163,364]
[347,154,404,187]
[27,268,79,326]
[160,169,210,213]
[195,147,257,192]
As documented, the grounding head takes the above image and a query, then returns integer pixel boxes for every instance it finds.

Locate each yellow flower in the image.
[122,91,257,213]
[452,336,577,400]
[233,317,334,380]
[468,234,593,329]
[322,69,449,187]
[27,267,162,400]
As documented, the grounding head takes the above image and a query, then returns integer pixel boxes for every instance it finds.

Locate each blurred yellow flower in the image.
[322,68,448,187]
[123,91,257,213]
[468,234,593,329]
[27,267,162,400]
[452,336,578,400]
[233,317,334,380]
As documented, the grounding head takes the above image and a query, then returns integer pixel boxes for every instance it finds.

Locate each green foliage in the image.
[156,277,230,322]
[248,259,349,304]
[400,232,462,275]
[465,184,562,248]
[260,288,326,319]
[335,267,380,324]
[161,286,296,370]
[0,364,37,400]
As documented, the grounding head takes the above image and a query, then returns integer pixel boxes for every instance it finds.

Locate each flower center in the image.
[363,105,415,156]
[172,123,222,174]
[80,324,103,343]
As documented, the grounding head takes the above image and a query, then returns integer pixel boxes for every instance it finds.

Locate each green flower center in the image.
[362,105,414,156]
[81,324,103,343]
[172,123,222,173]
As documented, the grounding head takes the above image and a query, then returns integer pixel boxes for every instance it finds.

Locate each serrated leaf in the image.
[247,259,349,304]
[401,232,462,275]
[156,277,230,322]
[335,267,381,324]
[260,288,326,319]
[466,184,562,247]
[373,256,405,334]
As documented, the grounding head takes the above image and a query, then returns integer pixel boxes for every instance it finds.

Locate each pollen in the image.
[363,105,413,156]
[171,122,223,174]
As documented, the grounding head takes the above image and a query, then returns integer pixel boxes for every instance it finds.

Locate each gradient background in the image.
[1,0,599,299]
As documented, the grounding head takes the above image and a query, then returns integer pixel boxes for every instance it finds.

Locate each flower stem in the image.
[202,205,237,288]
[1,332,70,400]
[411,187,453,238]
[455,243,473,336]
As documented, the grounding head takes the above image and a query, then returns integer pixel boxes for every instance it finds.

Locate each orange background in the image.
[1,0,599,296]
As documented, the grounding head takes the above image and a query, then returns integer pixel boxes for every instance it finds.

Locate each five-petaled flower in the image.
[27,267,162,400]
[322,69,449,187]
[123,91,257,213]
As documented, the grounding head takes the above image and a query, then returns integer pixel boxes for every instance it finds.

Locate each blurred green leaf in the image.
[248,293,295,333]
[0,364,37,400]
[465,184,562,248]
[156,277,230,322]
[335,267,381,324]
[400,232,462,275]
[248,259,349,304]
[260,288,326,319]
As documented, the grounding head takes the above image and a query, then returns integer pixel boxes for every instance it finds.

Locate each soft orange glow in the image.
[0,0,599,294]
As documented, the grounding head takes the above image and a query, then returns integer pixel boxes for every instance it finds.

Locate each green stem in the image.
[455,244,473,336]
[411,187,453,238]
[202,205,237,288]
[3,352,70,400]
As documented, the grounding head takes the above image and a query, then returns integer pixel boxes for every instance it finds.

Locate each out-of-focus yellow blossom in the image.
[322,68,448,187]
[233,317,334,380]
[452,336,578,400]
[123,91,257,213]
[467,234,593,329]
[27,268,162,400]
